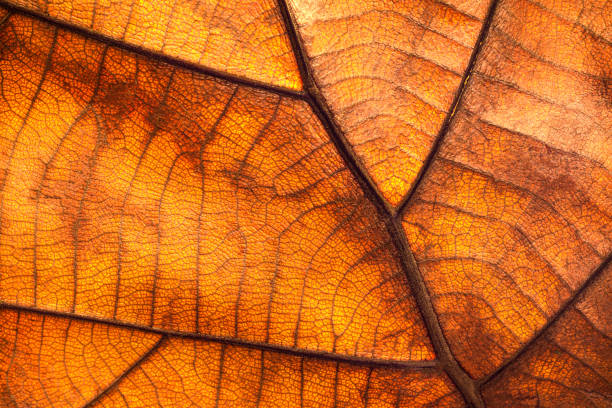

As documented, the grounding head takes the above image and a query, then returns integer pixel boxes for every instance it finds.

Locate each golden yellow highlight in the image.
[8,0,302,90]
[0,13,432,363]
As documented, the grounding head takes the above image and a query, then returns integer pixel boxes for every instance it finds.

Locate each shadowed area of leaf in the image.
[401,0,612,380]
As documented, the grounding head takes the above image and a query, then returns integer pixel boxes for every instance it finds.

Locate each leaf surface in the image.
[288,0,493,205]
[5,0,302,89]
[401,0,611,379]
[0,10,435,362]
[0,0,610,407]
[482,263,612,407]
[0,309,161,407]
[0,309,463,408]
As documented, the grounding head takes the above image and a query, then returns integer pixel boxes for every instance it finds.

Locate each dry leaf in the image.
[0,0,609,407]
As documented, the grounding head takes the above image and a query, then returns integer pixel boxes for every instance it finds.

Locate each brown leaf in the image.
[288,0,492,205]
[482,263,612,407]
[6,0,302,89]
[401,0,611,381]
[0,0,609,407]
[0,11,432,360]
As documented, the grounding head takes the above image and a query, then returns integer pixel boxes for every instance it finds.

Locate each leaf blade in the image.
[0,10,433,363]
[401,0,612,379]
[2,0,302,90]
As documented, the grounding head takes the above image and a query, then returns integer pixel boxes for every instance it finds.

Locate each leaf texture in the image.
[0,11,433,361]
[482,263,612,407]
[288,0,493,205]
[0,0,610,406]
[400,0,612,379]
[0,309,464,408]
[0,309,161,407]
[5,0,302,90]
[93,338,460,408]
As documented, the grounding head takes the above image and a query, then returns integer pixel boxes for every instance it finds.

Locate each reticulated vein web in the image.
[0,0,610,407]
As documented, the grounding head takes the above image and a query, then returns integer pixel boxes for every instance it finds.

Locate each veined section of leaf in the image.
[474,0,611,168]
[5,0,302,90]
[531,0,611,42]
[288,0,491,206]
[92,337,463,408]
[483,263,612,407]
[401,0,611,378]
[0,13,434,362]
[0,308,161,408]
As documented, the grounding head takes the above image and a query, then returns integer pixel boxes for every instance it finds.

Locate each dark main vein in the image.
[80,336,167,408]
[0,302,439,370]
[0,0,445,387]
[274,0,392,218]
[275,0,502,407]
[395,0,501,217]
[480,252,612,387]
[0,0,506,402]
[0,0,305,99]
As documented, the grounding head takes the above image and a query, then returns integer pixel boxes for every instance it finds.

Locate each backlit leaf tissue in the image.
[0,0,609,407]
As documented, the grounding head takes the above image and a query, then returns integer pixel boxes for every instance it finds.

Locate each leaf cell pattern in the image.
[6,0,302,90]
[0,309,161,408]
[0,12,432,361]
[401,0,612,381]
[483,263,612,407]
[96,338,462,408]
[0,0,610,407]
[0,309,464,408]
[288,0,493,205]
